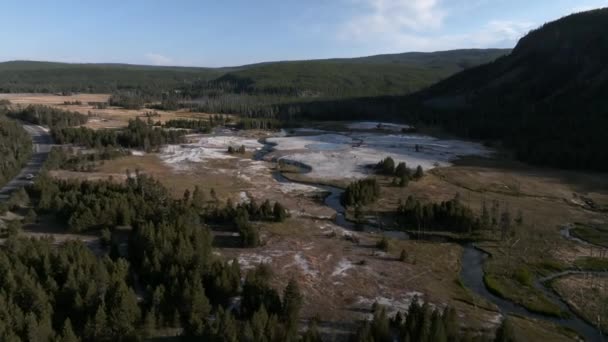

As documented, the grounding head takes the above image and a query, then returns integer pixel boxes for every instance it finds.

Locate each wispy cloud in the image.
[338,0,534,52]
[144,53,173,66]
[340,0,446,42]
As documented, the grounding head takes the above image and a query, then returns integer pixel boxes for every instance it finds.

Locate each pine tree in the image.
[192,185,206,208]
[429,310,447,342]
[142,309,157,337]
[481,201,491,229]
[273,202,287,222]
[494,318,516,342]
[85,304,107,340]
[399,249,408,262]
[282,279,303,330]
[105,281,141,339]
[395,162,408,177]
[376,237,389,252]
[414,165,424,179]
[399,175,409,187]
[60,318,79,342]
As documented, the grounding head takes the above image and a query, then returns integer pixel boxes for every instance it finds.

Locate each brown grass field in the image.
[0,93,234,129]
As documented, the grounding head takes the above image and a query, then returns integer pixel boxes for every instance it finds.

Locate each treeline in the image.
[238,117,283,130]
[162,114,229,132]
[375,157,424,187]
[28,173,173,232]
[0,61,221,95]
[341,179,381,207]
[398,196,480,234]
[0,117,32,187]
[397,195,522,237]
[353,298,516,342]
[52,118,186,151]
[43,146,130,172]
[7,105,88,128]
[163,118,214,133]
[109,91,152,109]
[28,172,288,243]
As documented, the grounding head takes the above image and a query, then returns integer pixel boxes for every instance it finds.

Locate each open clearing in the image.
[0,93,234,129]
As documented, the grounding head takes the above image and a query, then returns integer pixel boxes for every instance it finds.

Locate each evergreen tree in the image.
[85,304,108,340]
[494,318,517,342]
[414,165,424,179]
[105,281,141,339]
[60,319,79,342]
[399,249,408,262]
[273,202,288,222]
[395,162,408,177]
[282,279,303,330]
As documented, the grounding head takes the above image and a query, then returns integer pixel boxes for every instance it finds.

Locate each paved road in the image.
[0,123,53,201]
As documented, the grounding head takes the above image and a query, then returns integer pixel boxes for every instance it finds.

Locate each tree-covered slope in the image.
[0,61,224,94]
[189,49,508,99]
[417,8,608,171]
[326,48,510,71]
[0,49,507,99]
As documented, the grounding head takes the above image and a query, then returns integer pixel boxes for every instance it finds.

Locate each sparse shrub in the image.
[376,236,389,252]
[413,165,424,180]
[24,208,37,224]
[513,267,533,286]
[399,249,408,262]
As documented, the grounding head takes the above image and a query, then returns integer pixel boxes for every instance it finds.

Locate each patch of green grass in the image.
[483,274,565,317]
[570,223,608,247]
[536,260,567,275]
[513,267,533,287]
[574,257,608,271]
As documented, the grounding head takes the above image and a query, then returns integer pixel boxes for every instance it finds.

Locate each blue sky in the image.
[0,0,606,67]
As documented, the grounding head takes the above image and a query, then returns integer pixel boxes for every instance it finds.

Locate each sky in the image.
[0,0,606,67]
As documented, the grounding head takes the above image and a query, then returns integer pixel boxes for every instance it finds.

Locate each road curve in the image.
[0,123,53,201]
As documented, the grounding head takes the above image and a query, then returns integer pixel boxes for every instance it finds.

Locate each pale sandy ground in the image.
[265,132,491,180]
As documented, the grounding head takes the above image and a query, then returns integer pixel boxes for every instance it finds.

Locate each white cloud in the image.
[338,0,534,52]
[144,53,173,66]
[340,0,446,40]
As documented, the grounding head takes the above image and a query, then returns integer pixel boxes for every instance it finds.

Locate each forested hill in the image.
[184,49,509,99]
[324,49,509,70]
[0,61,225,94]
[415,8,608,171]
[0,49,508,98]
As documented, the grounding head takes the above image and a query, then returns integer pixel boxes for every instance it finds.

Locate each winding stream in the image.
[257,134,604,341]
